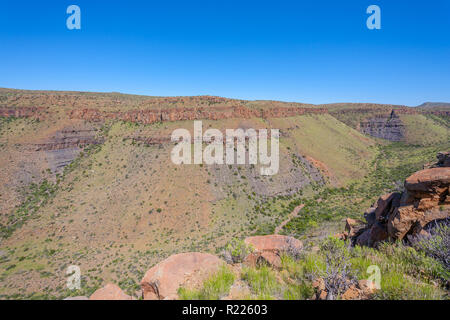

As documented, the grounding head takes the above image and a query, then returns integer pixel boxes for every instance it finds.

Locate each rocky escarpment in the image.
[359,110,405,141]
[32,129,102,152]
[0,106,47,120]
[68,106,328,125]
[2,90,447,127]
[21,124,104,174]
[342,152,450,247]
[0,106,102,173]
[40,128,104,173]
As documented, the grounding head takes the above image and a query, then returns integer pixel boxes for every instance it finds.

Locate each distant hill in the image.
[416,102,450,110]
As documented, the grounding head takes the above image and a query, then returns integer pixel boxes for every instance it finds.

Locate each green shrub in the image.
[373,271,445,300]
[377,241,447,281]
[283,282,314,300]
[222,239,253,264]
[412,221,449,273]
[178,265,235,300]
[313,237,357,300]
[241,265,281,299]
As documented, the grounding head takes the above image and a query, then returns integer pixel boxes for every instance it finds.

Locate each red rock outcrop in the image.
[0,107,47,120]
[388,167,450,240]
[341,280,377,300]
[68,106,328,125]
[350,152,450,247]
[244,235,303,268]
[437,152,450,168]
[312,278,376,300]
[89,283,133,300]
[140,252,224,300]
[33,129,104,151]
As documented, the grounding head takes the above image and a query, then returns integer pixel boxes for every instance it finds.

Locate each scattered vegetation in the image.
[0,180,58,239]
[221,239,254,264]
[311,238,356,300]
[178,264,235,300]
[188,236,448,300]
[411,220,449,273]
[241,265,281,299]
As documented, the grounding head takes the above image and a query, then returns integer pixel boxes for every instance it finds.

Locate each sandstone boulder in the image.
[335,231,348,240]
[341,285,362,300]
[404,167,450,199]
[318,290,328,300]
[358,279,377,295]
[89,283,133,300]
[426,151,450,168]
[374,192,401,221]
[345,218,358,229]
[312,278,325,292]
[367,222,389,247]
[388,204,449,240]
[345,218,365,238]
[364,207,376,226]
[353,160,450,246]
[140,252,224,300]
[437,151,450,167]
[340,280,377,300]
[244,235,303,268]
[355,228,371,246]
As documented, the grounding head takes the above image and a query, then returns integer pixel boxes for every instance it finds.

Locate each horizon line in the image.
[1,86,448,108]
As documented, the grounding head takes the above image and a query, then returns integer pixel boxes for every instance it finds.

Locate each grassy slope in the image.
[400,114,449,145]
[270,114,376,185]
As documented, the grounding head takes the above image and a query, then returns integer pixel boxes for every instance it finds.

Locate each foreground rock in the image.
[140,252,224,300]
[349,152,450,247]
[244,235,303,268]
[89,283,133,300]
[341,280,377,300]
[312,278,377,300]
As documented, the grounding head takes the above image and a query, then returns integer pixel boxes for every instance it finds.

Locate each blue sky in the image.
[0,0,449,106]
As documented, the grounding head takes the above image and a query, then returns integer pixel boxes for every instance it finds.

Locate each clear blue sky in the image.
[1,0,449,106]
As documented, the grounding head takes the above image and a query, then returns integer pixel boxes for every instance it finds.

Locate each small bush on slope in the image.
[221,239,253,264]
[312,238,357,300]
[241,265,281,300]
[411,220,450,273]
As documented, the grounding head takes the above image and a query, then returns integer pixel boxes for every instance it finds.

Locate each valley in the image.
[0,88,448,299]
